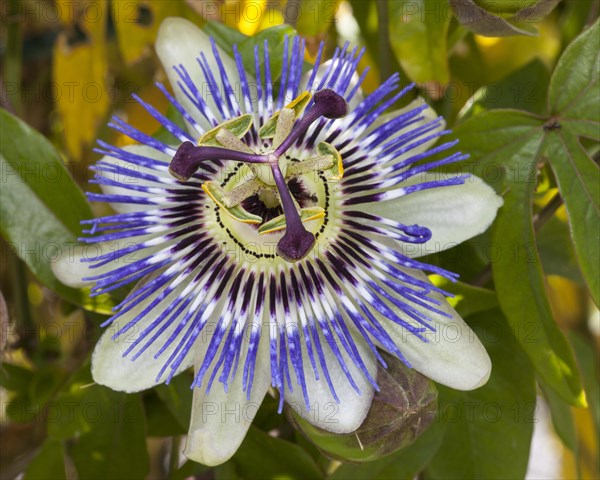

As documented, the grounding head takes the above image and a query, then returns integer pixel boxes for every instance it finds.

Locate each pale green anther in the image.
[318,142,344,180]
[198,114,253,146]
[285,142,343,181]
[272,108,296,149]
[215,129,255,154]
[286,155,335,176]
[221,178,262,207]
[258,206,325,235]
[202,181,262,224]
[259,91,312,139]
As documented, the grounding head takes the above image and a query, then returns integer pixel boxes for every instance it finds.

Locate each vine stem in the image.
[376,0,393,84]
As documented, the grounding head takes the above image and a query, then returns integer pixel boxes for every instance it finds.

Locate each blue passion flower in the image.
[53,18,502,466]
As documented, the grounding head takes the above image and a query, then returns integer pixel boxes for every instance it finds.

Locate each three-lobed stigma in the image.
[168,89,349,262]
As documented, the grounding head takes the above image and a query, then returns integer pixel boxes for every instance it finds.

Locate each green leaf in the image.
[5,366,64,424]
[459,58,550,120]
[295,0,339,37]
[548,18,600,134]
[0,363,34,391]
[169,461,210,480]
[216,461,242,480]
[537,216,584,283]
[238,25,298,83]
[202,21,248,54]
[429,277,498,318]
[540,382,578,451]
[45,366,148,479]
[226,426,324,479]
[0,109,112,313]
[329,418,446,480]
[388,0,450,83]
[542,131,599,304]
[449,0,559,37]
[24,440,66,480]
[560,0,598,46]
[543,20,600,304]
[70,390,149,480]
[0,110,90,234]
[426,310,536,480]
[569,332,600,436]
[452,110,585,406]
[154,371,193,432]
[144,390,186,437]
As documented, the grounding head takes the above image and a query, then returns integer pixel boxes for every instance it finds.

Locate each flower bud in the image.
[288,352,438,462]
[474,0,539,15]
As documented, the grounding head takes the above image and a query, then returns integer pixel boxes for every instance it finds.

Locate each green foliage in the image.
[24,440,66,480]
[1,3,598,480]
[447,19,600,403]
[543,19,600,304]
[426,311,537,479]
[449,0,560,36]
[0,111,85,301]
[451,111,585,406]
[329,420,447,480]
[0,110,113,313]
[224,427,325,479]
[49,369,149,479]
[543,133,599,304]
[69,393,149,480]
[430,278,498,318]
[541,382,578,451]
[237,25,300,81]
[537,216,583,283]
[459,58,550,119]
[203,20,249,51]
[388,0,450,83]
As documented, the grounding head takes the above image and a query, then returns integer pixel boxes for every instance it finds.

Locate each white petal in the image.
[300,60,364,111]
[380,270,491,390]
[91,281,206,392]
[97,144,172,214]
[184,336,270,466]
[285,331,376,434]
[156,17,250,133]
[362,174,503,258]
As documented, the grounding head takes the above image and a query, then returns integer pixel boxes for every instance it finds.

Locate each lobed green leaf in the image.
[426,310,536,479]
[452,110,585,406]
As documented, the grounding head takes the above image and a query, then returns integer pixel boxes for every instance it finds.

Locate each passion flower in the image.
[52,17,502,466]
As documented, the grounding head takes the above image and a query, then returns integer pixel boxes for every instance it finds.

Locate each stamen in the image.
[168,89,349,263]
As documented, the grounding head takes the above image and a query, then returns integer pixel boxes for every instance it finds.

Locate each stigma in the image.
[168,89,349,262]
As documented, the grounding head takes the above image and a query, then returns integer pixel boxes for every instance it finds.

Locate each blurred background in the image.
[1,1,598,479]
